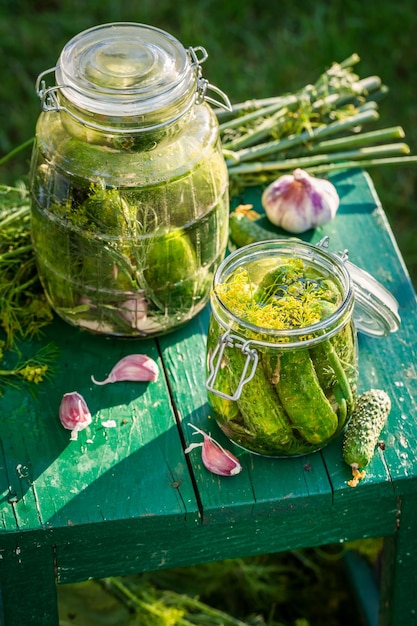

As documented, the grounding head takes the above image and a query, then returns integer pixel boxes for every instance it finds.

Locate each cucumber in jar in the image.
[223,343,298,456]
[274,348,338,444]
[309,323,357,430]
[143,227,198,311]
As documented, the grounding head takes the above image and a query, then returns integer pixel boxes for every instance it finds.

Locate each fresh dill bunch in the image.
[0,183,54,346]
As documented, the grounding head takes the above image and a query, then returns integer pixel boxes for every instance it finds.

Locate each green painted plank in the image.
[1,317,199,535]
[249,452,333,515]
[0,414,43,530]
[158,308,261,522]
[53,495,398,585]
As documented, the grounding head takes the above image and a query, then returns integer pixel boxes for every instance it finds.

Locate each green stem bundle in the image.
[216,54,416,190]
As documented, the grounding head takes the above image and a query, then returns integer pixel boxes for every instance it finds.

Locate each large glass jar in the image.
[29,23,230,337]
[206,239,399,457]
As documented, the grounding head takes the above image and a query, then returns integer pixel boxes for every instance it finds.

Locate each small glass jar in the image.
[29,23,230,337]
[206,239,400,457]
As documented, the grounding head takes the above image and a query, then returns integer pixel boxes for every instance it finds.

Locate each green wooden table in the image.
[1,169,417,626]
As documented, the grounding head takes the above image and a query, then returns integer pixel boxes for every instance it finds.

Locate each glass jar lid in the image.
[54,22,196,118]
[345,260,401,336]
[317,236,400,337]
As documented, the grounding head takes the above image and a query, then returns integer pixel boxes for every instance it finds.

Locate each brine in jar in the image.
[30,22,230,336]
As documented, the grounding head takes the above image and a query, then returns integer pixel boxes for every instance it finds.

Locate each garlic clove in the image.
[91,354,159,385]
[59,391,92,440]
[185,423,242,476]
[262,168,340,234]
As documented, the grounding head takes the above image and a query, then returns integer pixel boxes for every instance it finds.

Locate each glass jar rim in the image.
[211,239,354,345]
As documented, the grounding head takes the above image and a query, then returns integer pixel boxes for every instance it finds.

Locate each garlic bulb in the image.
[262,168,340,234]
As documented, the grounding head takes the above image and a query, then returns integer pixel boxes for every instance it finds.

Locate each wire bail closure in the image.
[35,68,62,112]
[34,43,232,131]
[189,46,232,112]
[206,330,259,401]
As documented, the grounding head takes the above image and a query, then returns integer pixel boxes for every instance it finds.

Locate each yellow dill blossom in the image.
[214,268,257,319]
[0,342,58,392]
[18,363,49,384]
[215,259,340,331]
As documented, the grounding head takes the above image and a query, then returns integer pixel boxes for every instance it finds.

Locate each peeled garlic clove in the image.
[59,391,92,440]
[91,354,159,385]
[262,168,340,234]
[185,424,242,476]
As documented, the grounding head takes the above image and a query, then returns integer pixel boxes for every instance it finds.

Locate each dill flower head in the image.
[214,258,341,331]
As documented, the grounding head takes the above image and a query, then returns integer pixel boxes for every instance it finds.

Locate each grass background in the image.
[1,0,417,282]
[0,2,415,623]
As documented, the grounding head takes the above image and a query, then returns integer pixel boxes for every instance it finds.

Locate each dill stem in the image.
[0,204,30,228]
[106,577,248,626]
[303,155,417,175]
[308,126,405,152]
[225,109,380,165]
[215,95,297,121]
[0,244,33,261]
[227,142,410,175]
[0,368,21,377]
[219,100,293,132]
[222,107,289,151]
[320,339,354,409]
[103,578,193,626]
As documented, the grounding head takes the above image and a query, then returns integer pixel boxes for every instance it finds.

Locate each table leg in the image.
[379,494,417,626]
[0,543,59,626]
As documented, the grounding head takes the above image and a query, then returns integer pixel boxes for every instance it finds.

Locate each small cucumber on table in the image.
[229,209,282,248]
[343,388,391,486]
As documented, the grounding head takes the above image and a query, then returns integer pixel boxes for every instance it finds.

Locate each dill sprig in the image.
[0,182,57,392]
[0,183,54,346]
[0,340,59,395]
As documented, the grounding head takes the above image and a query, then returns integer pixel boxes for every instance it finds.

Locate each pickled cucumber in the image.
[224,343,298,454]
[143,228,198,310]
[275,348,338,444]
